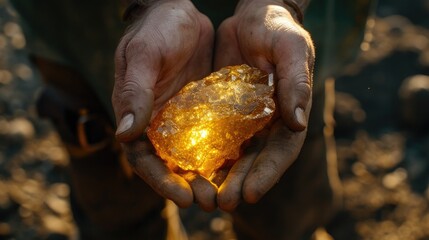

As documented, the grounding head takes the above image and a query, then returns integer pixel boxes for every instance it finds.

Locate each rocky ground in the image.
[1,0,429,239]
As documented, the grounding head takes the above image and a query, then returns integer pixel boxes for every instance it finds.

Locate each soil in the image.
[0,0,429,239]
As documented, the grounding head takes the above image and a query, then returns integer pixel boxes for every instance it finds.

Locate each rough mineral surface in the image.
[147,64,275,178]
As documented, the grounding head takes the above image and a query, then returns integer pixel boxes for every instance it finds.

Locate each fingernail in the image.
[295,107,307,129]
[116,113,134,135]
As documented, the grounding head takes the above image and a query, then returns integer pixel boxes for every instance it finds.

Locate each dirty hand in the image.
[112,0,216,209]
[214,0,315,211]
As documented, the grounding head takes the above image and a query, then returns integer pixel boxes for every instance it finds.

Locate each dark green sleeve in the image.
[191,0,239,29]
[305,0,375,84]
[9,0,126,118]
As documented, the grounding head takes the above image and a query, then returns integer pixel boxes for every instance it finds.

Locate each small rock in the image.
[0,70,12,85]
[0,222,12,237]
[382,168,407,189]
[50,183,70,199]
[14,64,32,80]
[45,193,69,215]
[399,74,429,133]
[334,92,366,137]
[42,214,69,235]
[8,117,35,139]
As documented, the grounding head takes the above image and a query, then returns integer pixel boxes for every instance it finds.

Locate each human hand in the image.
[112,0,217,209]
[214,0,315,211]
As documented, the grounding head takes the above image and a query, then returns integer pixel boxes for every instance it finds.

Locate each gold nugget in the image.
[147,65,275,178]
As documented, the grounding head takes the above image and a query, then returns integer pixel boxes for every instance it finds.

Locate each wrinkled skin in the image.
[214,0,315,211]
[112,0,315,211]
[112,0,215,209]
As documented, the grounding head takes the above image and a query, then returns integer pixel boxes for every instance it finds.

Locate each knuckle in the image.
[125,39,144,58]
[118,80,143,99]
[293,71,310,84]
[286,70,312,102]
[295,78,312,102]
[112,80,148,113]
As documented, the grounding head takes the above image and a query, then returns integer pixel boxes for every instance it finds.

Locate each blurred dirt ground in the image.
[1,0,429,239]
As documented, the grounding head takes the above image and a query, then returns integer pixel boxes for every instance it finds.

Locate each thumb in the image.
[112,37,158,142]
[275,34,314,131]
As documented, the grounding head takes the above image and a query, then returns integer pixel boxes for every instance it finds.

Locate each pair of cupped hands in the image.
[112,0,315,211]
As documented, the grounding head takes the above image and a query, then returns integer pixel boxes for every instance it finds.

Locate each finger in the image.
[214,18,244,69]
[242,120,307,203]
[183,172,218,212]
[209,167,230,188]
[274,30,315,132]
[217,132,267,211]
[123,141,193,208]
[112,36,160,142]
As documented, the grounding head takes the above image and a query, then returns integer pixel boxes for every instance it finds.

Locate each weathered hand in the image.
[112,0,217,209]
[214,0,315,211]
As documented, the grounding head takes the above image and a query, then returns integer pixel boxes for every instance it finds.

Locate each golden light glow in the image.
[189,129,209,146]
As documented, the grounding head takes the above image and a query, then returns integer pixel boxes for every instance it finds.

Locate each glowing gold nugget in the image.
[147,65,275,178]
